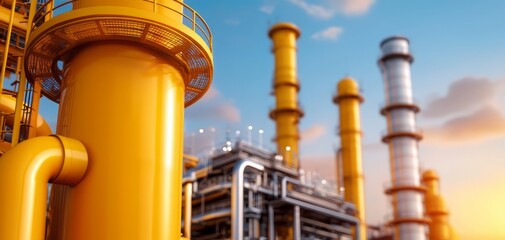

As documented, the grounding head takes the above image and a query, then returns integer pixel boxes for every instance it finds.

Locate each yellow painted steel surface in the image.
[422,170,459,240]
[48,43,185,239]
[0,4,28,31]
[0,135,87,240]
[25,0,213,106]
[269,23,303,169]
[0,0,17,89]
[19,0,212,238]
[334,78,367,240]
[11,0,40,145]
[0,93,51,136]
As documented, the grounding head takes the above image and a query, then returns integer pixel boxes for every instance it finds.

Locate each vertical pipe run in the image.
[184,182,193,239]
[0,0,17,89]
[293,205,301,240]
[231,160,264,240]
[379,36,427,240]
[0,135,87,240]
[12,0,44,145]
[268,205,275,240]
[334,78,367,240]
[268,23,303,169]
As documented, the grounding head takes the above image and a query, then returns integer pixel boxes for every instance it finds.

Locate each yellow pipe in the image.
[0,135,88,240]
[49,43,185,240]
[268,22,303,169]
[183,182,193,239]
[0,5,29,32]
[334,77,367,240]
[45,0,54,21]
[0,0,17,90]
[422,170,459,240]
[0,93,52,154]
[0,93,51,135]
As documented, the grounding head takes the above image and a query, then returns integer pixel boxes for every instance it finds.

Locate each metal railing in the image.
[31,0,212,51]
[144,0,212,51]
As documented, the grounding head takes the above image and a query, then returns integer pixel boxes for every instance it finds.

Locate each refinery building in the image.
[0,1,458,240]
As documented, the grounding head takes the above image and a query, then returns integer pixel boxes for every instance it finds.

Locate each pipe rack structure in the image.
[183,140,359,240]
[379,36,428,240]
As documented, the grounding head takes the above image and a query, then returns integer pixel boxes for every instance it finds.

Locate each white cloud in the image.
[301,123,327,143]
[423,77,496,118]
[289,0,375,19]
[421,77,505,145]
[338,0,375,15]
[260,4,275,14]
[424,105,505,145]
[186,87,241,123]
[312,26,343,41]
[289,0,334,19]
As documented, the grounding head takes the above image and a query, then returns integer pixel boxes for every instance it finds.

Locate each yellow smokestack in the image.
[422,170,459,240]
[333,77,367,240]
[268,22,303,169]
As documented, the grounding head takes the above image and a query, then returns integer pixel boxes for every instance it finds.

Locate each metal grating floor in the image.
[25,15,212,106]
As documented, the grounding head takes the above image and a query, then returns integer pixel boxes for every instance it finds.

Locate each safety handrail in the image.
[144,0,212,51]
[31,0,212,52]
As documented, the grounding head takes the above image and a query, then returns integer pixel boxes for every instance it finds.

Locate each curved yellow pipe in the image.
[0,135,87,240]
[0,93,52,137]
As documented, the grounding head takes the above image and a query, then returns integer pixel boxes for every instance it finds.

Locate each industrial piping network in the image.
[0,1,460,239]
[334,77,367,240]
[379,36,429,240]
[0,0,213,239]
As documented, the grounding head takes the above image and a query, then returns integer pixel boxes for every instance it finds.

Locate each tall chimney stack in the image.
[378,36,428,240]
[269,23,303,169]
[334,77,367,240]
[422,170,458,240]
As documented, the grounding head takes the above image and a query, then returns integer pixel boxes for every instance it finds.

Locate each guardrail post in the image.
[192,11,196,31]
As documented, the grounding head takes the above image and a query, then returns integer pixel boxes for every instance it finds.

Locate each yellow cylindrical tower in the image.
[24,0,213,239]
[268,22,303,169]
[422,170,458,240]
[333,77,367,240]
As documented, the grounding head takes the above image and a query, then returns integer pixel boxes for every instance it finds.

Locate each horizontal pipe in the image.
[192,208,231,223]
[0,135,88,240]
[279,176,360,239]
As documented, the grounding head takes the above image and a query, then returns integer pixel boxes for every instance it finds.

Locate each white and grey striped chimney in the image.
[378,36,428,240]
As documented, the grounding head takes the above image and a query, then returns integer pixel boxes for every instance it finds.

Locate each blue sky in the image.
[180,1,505,238]
[35,1,505,238]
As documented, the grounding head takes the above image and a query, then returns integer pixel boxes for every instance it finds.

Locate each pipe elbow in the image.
[0,135,88,240]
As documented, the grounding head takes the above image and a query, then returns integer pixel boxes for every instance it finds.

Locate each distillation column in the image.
[269,23,303,169]
[378,36,428,240]
[333,77,367,240]
[422,170,459,240]
[24,0,213,239]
